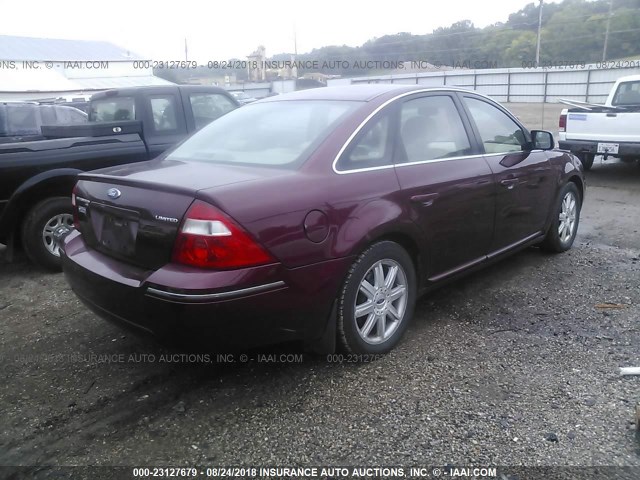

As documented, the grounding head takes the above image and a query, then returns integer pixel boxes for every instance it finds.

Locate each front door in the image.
[460,95,556,254]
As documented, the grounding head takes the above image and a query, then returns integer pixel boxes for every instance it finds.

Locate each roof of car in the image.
[259,84,473,102]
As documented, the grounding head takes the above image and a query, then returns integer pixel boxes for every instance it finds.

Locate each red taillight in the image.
[71,184,79,228]
[559,113,567,132]
[172,200,274,270]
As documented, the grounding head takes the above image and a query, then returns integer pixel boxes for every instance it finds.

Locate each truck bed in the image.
[0,134,148,208]
[564,108,640,143]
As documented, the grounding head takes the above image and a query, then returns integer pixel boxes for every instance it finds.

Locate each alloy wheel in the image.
[558,191,577,244]
[354,259,408,345]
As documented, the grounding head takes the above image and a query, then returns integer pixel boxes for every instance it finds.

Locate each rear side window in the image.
[189,93,237,129]
[150,96,179,131]
[463,97,526,154]
[89,97,135,122]
[337,112,393,171]
[398,95,472,163]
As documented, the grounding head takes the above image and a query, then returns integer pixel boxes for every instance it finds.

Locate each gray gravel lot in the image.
[1,151,639,475]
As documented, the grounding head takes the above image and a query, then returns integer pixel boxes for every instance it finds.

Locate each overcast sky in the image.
[1,0,562,61]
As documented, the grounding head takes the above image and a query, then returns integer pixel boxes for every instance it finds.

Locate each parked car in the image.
[230,91,257,105]
[35,94,93,114]
[558,74,640,170]
[0,85,238,270]
[61,85,585,354]
[0,102,87,143]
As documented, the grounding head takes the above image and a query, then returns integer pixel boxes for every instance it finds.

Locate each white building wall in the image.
[328,64,640,103]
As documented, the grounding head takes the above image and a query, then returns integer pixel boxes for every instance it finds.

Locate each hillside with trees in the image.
[294,0,640,75]
[156,0,640,82]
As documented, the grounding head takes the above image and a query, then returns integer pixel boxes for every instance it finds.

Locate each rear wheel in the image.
[540,183,581,253]
[577,153,594,171]
[21,197,74,271]
[337,241,416,354]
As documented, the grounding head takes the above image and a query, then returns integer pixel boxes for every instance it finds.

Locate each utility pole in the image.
[603,0,613,62]
[294,24,298,56]
[535,0,543,65]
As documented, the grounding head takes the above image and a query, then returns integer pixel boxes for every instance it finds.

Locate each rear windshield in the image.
[89,96,136,121]
[166,100,359,168]
[611,80,640,106]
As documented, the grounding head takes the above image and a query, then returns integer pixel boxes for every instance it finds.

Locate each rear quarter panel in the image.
[198,167,418,270]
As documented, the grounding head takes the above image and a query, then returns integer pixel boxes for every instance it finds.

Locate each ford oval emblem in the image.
[107,188,121,199]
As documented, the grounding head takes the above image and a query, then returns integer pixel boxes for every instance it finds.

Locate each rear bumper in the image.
[558,139,640,157]
[61,230,352,349]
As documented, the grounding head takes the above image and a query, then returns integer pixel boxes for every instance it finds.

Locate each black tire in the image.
[577,153,594,171]
[337,241,417,354]
[21,197,74,271]
[540,183,581,253]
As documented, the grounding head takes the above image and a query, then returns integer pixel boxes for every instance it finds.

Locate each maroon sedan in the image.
[61,85,584,354]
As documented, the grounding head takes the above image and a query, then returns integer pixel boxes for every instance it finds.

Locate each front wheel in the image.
[540,183,581,253]
[21,197,74,271]
[337,241,417,354]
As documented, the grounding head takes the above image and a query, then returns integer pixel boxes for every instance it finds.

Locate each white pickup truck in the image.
[558,74,640,170]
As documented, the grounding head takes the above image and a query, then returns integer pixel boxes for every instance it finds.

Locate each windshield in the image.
[166,100,359,168]
[612,80,640,106]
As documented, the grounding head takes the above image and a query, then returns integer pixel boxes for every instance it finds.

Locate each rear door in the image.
[393,93,495,280]
[459,94,556,254]
[141,90,188,158]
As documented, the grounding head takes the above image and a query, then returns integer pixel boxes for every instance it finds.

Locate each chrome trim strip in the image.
[146,281,286,302]
[331,87,529,175]
[333,89,437,175]
[486,231,544,259]
[398,153,488,167]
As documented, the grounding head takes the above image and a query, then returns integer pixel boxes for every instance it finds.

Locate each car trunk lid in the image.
[74,159,285,269]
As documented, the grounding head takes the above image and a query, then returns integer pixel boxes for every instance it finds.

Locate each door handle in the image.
[410,193,439,207]
[500,178,518,189]
[606,113,617,117]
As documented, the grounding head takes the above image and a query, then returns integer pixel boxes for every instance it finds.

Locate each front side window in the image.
[150,96,178,131]
[167,100,358,168]
[463,97,526,154]
[89,96,135,122]
[612,81,640,106]
[189,93,237,129]
[398,95,472,163]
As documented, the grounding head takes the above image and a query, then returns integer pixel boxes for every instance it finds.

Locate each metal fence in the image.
[327,63,640,103]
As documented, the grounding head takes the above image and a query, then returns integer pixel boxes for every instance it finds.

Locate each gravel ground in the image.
[1,159,639,477]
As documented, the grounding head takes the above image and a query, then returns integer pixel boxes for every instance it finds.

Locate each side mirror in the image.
[531,130,555,150]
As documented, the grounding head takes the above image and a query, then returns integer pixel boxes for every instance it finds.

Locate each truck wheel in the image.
[21,197,74,271]
[577,153,594,171]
